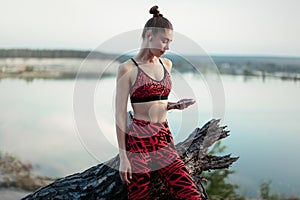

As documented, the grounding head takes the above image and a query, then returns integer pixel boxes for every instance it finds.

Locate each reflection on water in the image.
[0,74,299,197]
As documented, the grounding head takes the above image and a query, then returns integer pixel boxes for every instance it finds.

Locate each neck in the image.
[135,41,157,64]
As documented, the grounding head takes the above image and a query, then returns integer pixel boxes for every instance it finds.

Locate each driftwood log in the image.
[22,114,238,200]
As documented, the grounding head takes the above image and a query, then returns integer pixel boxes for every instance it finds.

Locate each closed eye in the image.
[162,39,172,44]
[162,37,172,43]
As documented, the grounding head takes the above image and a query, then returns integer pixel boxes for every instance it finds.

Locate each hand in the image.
[167,98,196,110]
[177,98,196,110]
[119,156,132,184]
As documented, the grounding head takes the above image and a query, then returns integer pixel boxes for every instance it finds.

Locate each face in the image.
[148,29,173,57]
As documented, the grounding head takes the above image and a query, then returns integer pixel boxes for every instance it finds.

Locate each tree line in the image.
[0,49,114,59]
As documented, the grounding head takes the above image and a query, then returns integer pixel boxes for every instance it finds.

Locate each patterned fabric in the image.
[125,117,202,200]
[129,58,172,103]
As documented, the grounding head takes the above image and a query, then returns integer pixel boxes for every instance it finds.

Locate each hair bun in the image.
[149,5,163,17]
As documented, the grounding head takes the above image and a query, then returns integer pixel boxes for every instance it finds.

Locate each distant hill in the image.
[170,54,300,74]
[210,55,300,74]
[0,49,115,60]
[1,49,300,74]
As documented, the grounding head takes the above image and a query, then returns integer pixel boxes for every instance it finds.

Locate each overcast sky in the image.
[1,0,299,57]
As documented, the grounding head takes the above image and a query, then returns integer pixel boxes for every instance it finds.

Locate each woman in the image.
[115,6,202,200]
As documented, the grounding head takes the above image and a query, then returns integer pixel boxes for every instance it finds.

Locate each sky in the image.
[1,0,300,57]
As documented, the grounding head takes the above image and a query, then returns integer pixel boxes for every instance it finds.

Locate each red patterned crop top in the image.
[129,58,172,103]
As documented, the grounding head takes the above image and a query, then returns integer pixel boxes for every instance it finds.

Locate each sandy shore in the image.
[0,188,31,200]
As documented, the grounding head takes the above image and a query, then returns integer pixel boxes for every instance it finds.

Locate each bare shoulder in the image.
[160,57,172,72]
[117,59,135,76]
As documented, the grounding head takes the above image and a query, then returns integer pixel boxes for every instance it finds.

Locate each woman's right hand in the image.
[119,156,132,184]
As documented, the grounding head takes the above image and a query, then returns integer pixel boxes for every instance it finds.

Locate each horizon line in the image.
[0,47,299,59]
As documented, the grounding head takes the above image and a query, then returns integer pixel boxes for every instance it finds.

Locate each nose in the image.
[164,44,169,50]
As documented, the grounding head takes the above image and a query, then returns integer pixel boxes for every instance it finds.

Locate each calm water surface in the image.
[0,74,299,198]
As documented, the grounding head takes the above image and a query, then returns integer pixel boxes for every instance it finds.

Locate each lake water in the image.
[0,74,299,198]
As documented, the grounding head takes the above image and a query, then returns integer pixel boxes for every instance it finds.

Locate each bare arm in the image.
[115,63,132,183]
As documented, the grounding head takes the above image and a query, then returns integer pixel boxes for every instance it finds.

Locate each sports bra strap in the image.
[131,58,165,67]
[131,58,139,67]
[158,58,165,67]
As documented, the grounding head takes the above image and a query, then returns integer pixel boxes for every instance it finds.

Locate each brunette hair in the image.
[142,6,173,39]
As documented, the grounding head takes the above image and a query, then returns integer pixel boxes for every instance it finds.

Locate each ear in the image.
[145,30,153,41]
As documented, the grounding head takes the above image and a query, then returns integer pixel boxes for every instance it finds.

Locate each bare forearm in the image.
[115,114,128,159]
[116,129,127,158]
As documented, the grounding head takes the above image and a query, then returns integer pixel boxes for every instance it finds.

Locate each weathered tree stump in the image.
[22,116,238,200]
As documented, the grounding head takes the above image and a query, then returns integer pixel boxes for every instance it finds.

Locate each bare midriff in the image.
[131,100,168,123]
